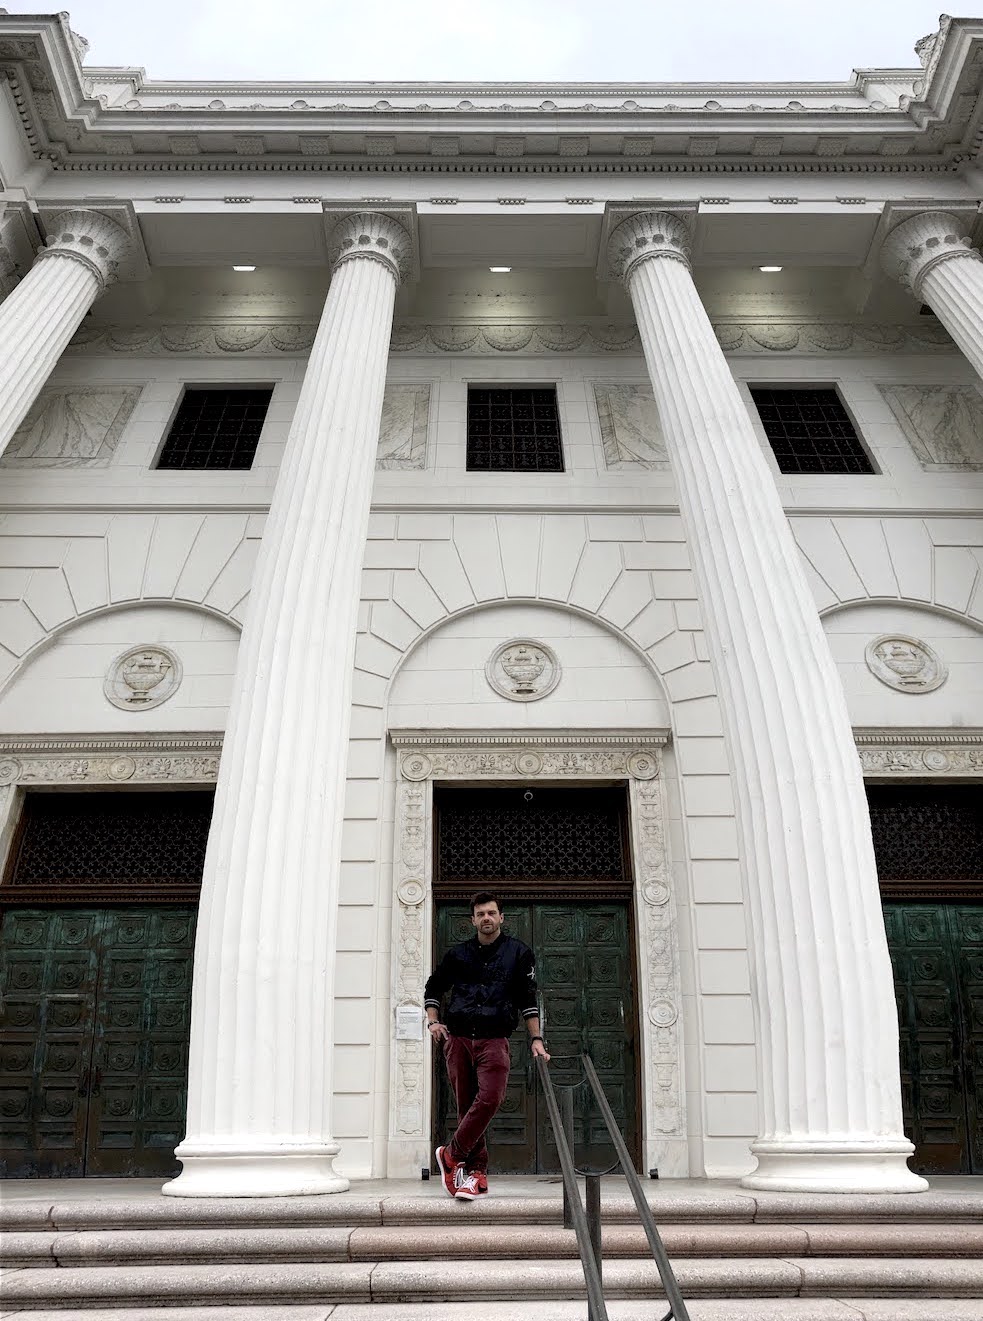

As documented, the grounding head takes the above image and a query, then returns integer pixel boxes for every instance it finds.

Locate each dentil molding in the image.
[65,320,956,358]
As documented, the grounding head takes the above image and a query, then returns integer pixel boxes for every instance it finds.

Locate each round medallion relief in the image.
[516,750,544,776]
[401,753,432,782]
[104,646,182,712]
[864,635,947,694]
[397,879,426,906]
[648,999,678,1028]
[486,639,561,703]
[627,750,660,780]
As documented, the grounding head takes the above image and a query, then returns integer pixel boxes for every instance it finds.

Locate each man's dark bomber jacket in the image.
[424,932,540,1039]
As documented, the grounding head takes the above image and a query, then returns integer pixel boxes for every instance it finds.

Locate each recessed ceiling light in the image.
[489,266,511,273]
[233,264,256,272]
[759,265,783,272]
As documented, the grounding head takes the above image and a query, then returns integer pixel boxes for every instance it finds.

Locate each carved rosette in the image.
[880,211,981,299]
[607,211,693,284]
[328,213,412,286]
[37,209,131,290]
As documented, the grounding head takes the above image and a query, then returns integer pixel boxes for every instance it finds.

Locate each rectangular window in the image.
[748,387,874,475]
[156,387,274,471]
[466,386,564,472]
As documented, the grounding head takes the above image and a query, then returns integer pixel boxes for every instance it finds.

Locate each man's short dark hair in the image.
[470,890,502,914]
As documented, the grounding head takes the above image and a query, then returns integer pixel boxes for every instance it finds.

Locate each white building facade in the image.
[0,12,980,1198]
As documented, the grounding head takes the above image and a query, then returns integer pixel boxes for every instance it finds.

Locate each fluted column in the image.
[164,213,411,1198]
[0,209,130,454]
[881,211,983,382]
[609,212,925,1194]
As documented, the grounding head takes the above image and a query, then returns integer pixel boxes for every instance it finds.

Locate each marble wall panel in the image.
[878,383,983,470]
[377,383,430,470]
[1,386,143,468]
[593,382,669,469]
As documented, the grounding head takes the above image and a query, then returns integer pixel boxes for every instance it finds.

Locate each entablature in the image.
[2,14,983,177]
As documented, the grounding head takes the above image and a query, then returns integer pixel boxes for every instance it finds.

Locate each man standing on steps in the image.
[425,891,550,1200]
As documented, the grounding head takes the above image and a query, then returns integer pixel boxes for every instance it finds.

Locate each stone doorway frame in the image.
[386,728,687,1180]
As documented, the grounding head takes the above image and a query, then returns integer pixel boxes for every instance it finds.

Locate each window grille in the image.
[156,387,273,470]
[466,387,564,472]
[749,387,874,474]
[7,791,214,888]
[435,786,627,882]
[867,785,983,881]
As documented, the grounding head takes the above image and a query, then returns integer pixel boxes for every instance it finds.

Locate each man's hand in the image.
[531,1038,550,1062]
[428,1021,449,1043]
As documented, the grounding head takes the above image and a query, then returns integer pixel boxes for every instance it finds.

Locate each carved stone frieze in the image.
[387,731,684,1176]
[855,730,983,776]
[65,320,956,358]
[0,735,222,786]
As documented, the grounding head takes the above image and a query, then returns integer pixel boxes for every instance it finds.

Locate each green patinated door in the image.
[869,783,983,1176]
[0,905,196,1177]
[433,901,638,1174]
[883,904,983,1174]
[0,789,211,1178]
[431,783,639,1175]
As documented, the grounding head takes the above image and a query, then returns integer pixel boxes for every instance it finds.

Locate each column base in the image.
[741,1138,928,1194]
[163,1141,350,1198]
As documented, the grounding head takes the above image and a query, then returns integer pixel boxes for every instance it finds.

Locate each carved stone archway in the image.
[386,728,687,1179]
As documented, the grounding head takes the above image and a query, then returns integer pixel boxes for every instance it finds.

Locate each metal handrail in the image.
[580,1052,692,1321]
[535,1055,609,1321]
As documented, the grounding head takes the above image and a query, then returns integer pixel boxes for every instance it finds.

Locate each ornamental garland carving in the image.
[398,746,663,780]
[65,320,955,357]
[0,737,221,786]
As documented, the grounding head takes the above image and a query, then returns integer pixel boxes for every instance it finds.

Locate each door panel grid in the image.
[0,905,195,1178]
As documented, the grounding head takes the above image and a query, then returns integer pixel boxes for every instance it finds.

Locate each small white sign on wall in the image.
[396,1004,423,1041]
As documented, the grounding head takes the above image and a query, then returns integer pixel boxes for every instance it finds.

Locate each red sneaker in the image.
[435,1145,461,1199]
[455,1171,480,1200]
[456,1171,488,1200]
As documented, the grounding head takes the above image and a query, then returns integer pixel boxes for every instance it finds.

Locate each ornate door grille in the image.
[434,784,629,897]
[4,790,214,904]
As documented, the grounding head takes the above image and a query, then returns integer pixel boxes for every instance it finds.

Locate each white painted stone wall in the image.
[0,344,981,1178]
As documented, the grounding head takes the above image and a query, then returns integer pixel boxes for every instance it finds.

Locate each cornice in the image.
[2,15,982,174]
[63,319,957,358]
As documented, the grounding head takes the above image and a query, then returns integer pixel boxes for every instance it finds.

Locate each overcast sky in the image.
[0,1,959,83]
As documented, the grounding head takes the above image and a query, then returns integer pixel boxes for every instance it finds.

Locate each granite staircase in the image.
[2,1180,982,1321]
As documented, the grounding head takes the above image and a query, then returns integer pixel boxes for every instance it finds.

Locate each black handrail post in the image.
[561,1085,575,1231]
[586,1172,602,1287]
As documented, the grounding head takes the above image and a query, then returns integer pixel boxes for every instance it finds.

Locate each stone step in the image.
[4,1186,982,1232]
[3,1221,982,1268]
[3,1257,983,1310]
[4,1303,983,1321]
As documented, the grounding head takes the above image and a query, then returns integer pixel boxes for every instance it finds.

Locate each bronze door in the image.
[884,903,983,1174]
[868,782,983,1176]
[0,904,196,1178]
[433,899,639,1175]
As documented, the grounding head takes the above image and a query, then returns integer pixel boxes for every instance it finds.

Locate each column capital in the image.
[328,211,413,286]
[880,210,982,299]
[36,208,131,292]
[607,211,693,285]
